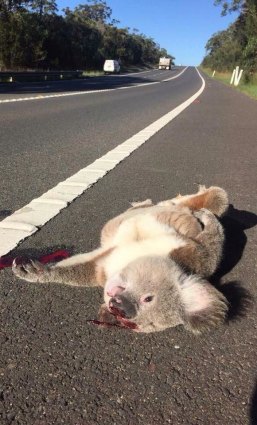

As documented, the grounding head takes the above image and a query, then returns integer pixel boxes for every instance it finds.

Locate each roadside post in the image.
[230,66,243,86]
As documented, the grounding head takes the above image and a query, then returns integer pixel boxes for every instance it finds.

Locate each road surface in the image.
[0,67,257,425]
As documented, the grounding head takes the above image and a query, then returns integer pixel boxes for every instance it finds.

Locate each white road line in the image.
[0,68,205,257]
[0,68,188,105]
[110,69,157,77]
[163,67,188,81]
[0,88,115,104]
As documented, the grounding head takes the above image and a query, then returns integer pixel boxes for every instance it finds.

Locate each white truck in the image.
[158,57,172,70]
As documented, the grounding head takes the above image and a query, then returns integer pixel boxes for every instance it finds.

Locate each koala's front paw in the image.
[194,208,214,226]
[12,259,49,283]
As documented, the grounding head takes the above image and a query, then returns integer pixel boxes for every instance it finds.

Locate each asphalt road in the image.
[0,68,181,99]
[0,67,257,425]
[0,66,196,213]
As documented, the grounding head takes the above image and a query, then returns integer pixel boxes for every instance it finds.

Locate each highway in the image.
[0,66,257,425]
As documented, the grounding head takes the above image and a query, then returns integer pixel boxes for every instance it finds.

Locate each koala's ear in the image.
[180,276,228,333]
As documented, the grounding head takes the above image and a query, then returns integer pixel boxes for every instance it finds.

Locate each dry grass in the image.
[201,67,257,101]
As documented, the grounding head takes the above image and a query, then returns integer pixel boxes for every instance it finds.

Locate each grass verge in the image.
[82,70,104,77]
[201,67,257,101]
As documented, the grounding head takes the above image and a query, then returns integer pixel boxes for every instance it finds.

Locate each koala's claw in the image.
[12,259,46,282]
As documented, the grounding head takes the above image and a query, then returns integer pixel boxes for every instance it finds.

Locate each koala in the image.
[13,185,229,334]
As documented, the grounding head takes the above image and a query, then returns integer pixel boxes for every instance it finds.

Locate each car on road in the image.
[103,59,121,74]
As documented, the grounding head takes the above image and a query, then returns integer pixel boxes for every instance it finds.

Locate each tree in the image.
[63,1,112,26]
[84,0,112,23]
[0,1,30,13]
[0,0,174,70]
[202,24,243,70]
[202,0,257,72]
[30,1,57,16]
[214,0,245,15]
[0,9,47,68]
[0,1,33,68]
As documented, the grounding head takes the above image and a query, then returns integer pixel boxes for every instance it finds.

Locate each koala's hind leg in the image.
[159,186,229,217]
[194,208,225,275]
[194,207,224,240]
[170,209,224,277]
[13,247,113,287]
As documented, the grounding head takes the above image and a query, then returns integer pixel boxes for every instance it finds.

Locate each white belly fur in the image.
[104,214,186,277]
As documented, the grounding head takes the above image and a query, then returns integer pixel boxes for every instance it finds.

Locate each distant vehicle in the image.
[158,57,172,70]
[103,60,121,74]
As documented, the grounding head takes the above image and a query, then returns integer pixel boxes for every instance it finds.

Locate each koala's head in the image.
[104,256,228,333]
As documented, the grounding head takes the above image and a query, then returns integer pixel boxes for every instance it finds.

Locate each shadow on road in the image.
[217,205,257,278]
[0,209,12,218]
[0,68,179,96]
[250,380,257,425]
[211,205,257,322]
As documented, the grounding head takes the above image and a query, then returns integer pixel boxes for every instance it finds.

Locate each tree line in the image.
[202,0,257,76]
[0,0,174,71]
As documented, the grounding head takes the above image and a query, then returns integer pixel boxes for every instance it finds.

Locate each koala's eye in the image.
[143,295,154,303]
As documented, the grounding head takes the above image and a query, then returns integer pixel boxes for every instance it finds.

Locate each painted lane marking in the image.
[0,88,117,104]
[0,68,205,257]
[109,69,157,77]
[0,68,188,105]
[163,67,188,81]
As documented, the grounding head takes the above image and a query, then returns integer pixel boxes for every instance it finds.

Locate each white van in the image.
[103,60,120,74]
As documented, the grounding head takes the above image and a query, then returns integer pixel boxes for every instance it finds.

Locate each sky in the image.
[56,0,238,66]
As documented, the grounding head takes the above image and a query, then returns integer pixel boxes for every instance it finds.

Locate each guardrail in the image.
[0,70,83,83]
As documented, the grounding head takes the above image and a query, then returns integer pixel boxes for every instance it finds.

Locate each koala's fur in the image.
[13,185,229,334]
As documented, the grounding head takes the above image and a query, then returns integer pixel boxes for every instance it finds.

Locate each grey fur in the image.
[13,185,229,334]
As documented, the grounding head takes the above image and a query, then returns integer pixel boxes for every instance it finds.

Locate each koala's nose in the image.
[109,296,122,309]
[109,296,136,319]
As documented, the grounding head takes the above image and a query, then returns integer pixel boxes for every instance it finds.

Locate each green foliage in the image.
[202,0,257,73]
[0,1,31,13]
[30,1,58,16]
[214,0,245,15]
[0,8,47,69]
[0,0,174,70]
[202,25,243,71]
